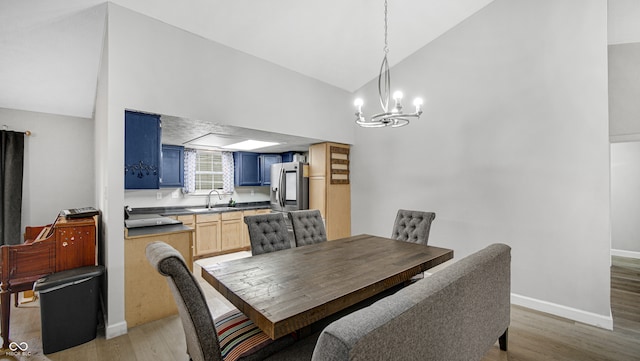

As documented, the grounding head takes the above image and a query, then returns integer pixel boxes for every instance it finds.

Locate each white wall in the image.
[609,42,640,141]
[608,42,640,257]
[124,186,270,209]
[101,4,354,336]
[351,0,612,328]
[0,108,95,231]
[611,142,640,254]
[608,0,640,45]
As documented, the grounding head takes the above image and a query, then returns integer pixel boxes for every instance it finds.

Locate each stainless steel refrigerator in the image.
[270,162,309,212]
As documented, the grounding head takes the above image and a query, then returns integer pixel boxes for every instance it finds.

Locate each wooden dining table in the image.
[201,234,454,340]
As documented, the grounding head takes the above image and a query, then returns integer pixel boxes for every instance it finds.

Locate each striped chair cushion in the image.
[214,310,273,361]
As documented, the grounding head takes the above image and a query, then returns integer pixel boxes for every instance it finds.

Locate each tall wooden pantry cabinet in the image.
[308,142,351,240]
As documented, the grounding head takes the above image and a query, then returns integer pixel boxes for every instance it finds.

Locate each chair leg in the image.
[499,328,508,351]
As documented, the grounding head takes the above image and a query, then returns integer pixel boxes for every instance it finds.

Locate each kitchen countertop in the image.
[128,201,271,217]
[124,202,271,236]
[125,223,194,238]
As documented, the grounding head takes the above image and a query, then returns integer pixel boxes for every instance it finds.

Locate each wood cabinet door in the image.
[221,219,243,251]
[195,222,220,256]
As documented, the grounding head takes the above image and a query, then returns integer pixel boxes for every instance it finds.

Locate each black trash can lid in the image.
[34,265,105,293]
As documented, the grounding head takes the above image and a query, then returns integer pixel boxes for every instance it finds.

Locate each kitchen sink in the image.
[185,207,233,213]
[186,208,214,213]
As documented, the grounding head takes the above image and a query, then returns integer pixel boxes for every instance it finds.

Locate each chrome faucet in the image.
[206,189,222,208]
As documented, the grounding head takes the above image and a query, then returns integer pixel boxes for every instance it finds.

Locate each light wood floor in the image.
[4,255,639,361]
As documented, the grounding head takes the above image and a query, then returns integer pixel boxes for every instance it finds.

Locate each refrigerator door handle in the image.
[279,168,286,207]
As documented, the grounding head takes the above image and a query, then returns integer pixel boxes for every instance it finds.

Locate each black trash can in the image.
[34,265,104,354]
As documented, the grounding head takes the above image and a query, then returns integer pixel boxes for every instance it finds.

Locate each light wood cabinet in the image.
[174,214,194,227]
[184,209,270,258]
[195,213,221,256]
[309,142,351,240]
[124,227,193,328]
[221,211,243,251]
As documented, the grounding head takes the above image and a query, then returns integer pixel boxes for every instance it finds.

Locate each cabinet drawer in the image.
[176,214,195,226]
[222,211,243,221]
[196,213,221,223]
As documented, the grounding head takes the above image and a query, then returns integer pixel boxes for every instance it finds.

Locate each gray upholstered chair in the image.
[287,209,327,247]
[244,213,292,256]
[391,209,436,245]
[145,241,295,361]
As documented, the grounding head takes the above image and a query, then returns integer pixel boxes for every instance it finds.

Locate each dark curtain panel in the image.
[0,131,25,245]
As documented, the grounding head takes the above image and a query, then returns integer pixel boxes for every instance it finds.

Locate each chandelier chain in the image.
[383,0,389,54]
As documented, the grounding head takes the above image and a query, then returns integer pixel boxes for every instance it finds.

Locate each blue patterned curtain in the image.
[183,148,197,194]
[222,151,235,193]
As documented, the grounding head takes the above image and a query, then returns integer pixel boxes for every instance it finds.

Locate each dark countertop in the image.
[128,201,271,217]
[124,202,271,235]
[125,223,194,238]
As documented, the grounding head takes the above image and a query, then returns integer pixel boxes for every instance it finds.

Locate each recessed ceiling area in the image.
[161,115,323,153]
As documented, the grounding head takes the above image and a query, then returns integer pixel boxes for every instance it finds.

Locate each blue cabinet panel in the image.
[259,154,282,186]
[234,152,282,186]
[124,111,161,189]
[160,144,184,188]
[280,152,295,163]
[234,152,261,186]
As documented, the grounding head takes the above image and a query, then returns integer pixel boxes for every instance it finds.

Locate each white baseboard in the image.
[105,321,128,339]
[611,249,640,259]
[511,294,613,330]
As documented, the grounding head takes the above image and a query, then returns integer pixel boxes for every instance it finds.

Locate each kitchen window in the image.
[195,150,224,191]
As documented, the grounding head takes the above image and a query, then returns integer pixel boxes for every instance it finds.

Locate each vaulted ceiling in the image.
[1,1,638,120]
[0,0,497,119]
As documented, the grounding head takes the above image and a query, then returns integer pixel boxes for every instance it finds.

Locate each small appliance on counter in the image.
[61,207,99,219]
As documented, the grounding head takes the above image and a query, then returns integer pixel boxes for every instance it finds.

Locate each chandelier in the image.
[354,0,423,128]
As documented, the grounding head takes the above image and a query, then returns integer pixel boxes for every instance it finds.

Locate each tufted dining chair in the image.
[244,213,293,256]
[287,209,327,247]
[391,209,436,246]
[145,241,296,361]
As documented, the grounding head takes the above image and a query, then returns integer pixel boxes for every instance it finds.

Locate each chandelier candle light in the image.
[354,0,423,128]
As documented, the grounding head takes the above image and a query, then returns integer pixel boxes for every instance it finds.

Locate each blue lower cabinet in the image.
[124,110,161,189]
[160,145,184,188]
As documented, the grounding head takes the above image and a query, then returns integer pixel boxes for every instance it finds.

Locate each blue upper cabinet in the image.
[124,110,162,189]
[280,152,295,163]
[160,144,184,188]
[234,152,282,186]
[234,152,261,186]
[259,154,282,186]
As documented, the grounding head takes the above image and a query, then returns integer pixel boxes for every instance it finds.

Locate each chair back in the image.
[391,209,436,245]
[288,209,327,247]
[145,241,222,361]
[244,213,292,256]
